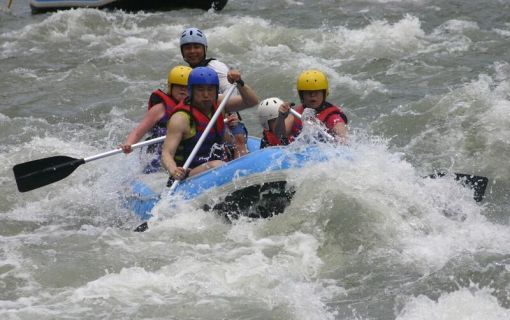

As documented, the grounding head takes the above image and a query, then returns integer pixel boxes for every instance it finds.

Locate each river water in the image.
[1,0,509,319]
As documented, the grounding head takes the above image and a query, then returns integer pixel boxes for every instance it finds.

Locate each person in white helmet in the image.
[257,97,298,149]
[179,27,249,159]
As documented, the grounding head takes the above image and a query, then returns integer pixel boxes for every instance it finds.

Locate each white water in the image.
[1,0,509,319]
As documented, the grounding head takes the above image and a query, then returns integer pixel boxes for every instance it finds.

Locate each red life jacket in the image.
[169,99,225,167]
[143,90,180,166]
[147,89,178,112]
[293,102,348,132]
[262,129,283,147]
[146,90,179,137]
[260,129,295,148]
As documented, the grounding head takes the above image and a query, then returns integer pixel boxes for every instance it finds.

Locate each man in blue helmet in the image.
[160,67,258,183]
[179,27,249,159]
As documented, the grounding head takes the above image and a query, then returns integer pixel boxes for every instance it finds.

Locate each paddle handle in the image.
[168,84,237,194]
[84,136,166,163]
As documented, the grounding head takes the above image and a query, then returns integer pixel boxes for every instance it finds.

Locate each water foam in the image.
[396,285,510,320]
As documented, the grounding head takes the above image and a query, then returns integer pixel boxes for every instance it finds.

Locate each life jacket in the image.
[293,102,348,133]
[141,90,180,173]
[260,129,294,148]
[169,99,225,168]
[146,89,178,139]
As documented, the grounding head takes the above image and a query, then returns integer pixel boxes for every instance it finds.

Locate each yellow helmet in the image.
[296,69,329,96]
[167,65,192,87]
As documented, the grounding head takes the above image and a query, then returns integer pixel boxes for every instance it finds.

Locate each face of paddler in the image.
[301,90,325,109]
[170,84,188,102]
[181,43,206,67]
[191,84,217,110]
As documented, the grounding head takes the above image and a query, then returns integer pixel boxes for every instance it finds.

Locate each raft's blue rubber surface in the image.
[126,137,352,220]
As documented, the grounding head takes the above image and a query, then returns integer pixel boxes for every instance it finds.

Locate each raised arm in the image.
[331,121,348,144]
[222,69,259,112]
[121,103,166,153]
[275,102,299,137]
[161,113,189,180]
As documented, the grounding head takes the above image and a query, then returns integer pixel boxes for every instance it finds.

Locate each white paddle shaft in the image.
[84,136,166,163]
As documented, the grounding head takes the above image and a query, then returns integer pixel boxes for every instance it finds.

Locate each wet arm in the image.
[223,70,259,112]
[122,103,166,151]
[274,112,290,139]
[161,114,187,176]
[275,102,297,137]
[331,121,348,144]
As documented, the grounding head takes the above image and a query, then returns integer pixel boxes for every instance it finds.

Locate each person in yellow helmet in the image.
[121,65,192,173]
[275,69,348,143]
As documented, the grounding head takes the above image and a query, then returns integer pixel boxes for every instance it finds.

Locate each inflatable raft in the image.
[124,137,353,221]
[30,0,228,13]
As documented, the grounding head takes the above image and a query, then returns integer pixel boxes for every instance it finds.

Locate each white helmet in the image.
[180,27,208,47]
[257,97,284,130]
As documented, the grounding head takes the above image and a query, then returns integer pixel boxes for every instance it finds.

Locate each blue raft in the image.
[125,137,352,221]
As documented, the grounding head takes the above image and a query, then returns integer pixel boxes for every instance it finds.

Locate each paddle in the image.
[134,84,238,232]
[428,172,488,202]
[13,136,166,193]
[289,107,489,202]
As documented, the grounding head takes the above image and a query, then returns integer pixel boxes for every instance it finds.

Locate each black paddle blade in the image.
[134,222,148,232]
[13,156,85,192]
[428,172,489,202]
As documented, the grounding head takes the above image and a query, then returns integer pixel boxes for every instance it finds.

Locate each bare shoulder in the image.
[169,111,191,132]
[149,102,166,113]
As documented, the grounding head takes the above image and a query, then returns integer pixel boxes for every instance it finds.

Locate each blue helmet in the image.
[187,67,219,99]
[180,27,208,47]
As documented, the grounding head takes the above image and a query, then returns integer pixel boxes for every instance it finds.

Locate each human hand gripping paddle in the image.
[288,107,489,202]
[13,136,167,193]
[133,84,238,232]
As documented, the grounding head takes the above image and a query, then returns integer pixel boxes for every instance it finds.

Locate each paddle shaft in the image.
[14,135,167,192]
[289,108,301,119]
[168,84,237,194]
[84,136,166,163]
